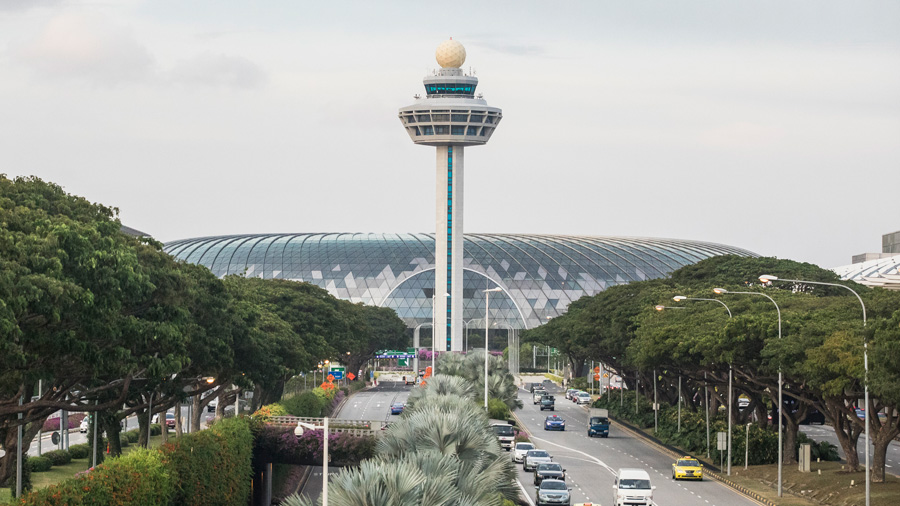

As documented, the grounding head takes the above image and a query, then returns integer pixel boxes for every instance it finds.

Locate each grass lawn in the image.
[727,460,900,506]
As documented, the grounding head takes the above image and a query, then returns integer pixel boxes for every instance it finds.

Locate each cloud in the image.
[169,52,266,89]
[14,12,155,84]
[0,0,63,12]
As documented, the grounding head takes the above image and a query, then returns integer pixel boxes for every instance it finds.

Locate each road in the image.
[515,380,761,506]
[800,423,900,476]
[297,380,410,502]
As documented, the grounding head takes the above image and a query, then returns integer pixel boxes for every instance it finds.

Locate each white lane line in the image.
[516,479,536,506]
[528,435,617,475]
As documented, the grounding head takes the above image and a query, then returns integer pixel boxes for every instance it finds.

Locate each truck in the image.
[490,421,515,451]
[588,408,610,438]
[539,394,555,411]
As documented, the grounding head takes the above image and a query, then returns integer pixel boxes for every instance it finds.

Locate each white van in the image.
[612,468,655,506]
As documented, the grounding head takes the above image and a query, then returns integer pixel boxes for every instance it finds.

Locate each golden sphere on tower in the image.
[435,38,466,68]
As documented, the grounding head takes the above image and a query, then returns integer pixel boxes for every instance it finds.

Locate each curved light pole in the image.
[414,322,433,379]
[464,318,484,352]
[760,274,869,506]
[714,287,783,497]
[484,287,502,409]
[672,296,734,474]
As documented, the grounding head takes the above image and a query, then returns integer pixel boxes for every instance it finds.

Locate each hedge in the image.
[42,449,72,467]
[124,430,140,443]
[16,417,254,506]
[29,456,52,473]
[68,444,90,459]
[159,416,253,506]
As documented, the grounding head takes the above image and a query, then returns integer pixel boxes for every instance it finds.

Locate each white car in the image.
[512,442,536,463]
[575,392,592,405]
[79,418,89,433]
[523,449,553,471]
[533,390,548,404]
[565,388,578,400]
[613,468,655,506]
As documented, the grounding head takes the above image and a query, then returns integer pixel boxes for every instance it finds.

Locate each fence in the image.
[268,416,387,437]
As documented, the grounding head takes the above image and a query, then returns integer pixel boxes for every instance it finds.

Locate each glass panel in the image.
[451,114,468,122]
[469,115,484,123]
[432,114,450,121]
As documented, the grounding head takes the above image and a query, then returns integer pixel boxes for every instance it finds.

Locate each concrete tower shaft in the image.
[398,40,502,352]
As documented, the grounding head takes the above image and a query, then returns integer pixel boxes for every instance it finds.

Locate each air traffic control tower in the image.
[399,39,502,352]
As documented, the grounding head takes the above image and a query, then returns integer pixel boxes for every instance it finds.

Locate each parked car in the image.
[512,442,536,463]
[570,391,583,403]
[524,449,553,471]
[544,415,566,431]
[535,479,571,506]
[165,413,176,429]
[79,418,89,433]
[565,389,578,400]
[390,402,405,415]
[534,462,566,485]
[575,392,592,405]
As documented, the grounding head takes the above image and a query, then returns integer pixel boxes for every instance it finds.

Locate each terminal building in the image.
[163,233,756,338]
[834,230,900,290]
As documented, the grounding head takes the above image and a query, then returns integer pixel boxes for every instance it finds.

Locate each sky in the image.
[1,0,898,269]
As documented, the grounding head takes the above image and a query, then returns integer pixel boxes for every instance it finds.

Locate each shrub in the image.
[488,398,510,420]
[281,391,325,417]
[119,433,130,448]
[18,448,175,506]
[253,425,376,466]
[43,449,72,466]
[68,444,90,459]
[251,402,289,422]
[160,416,253,506]
[29,456,53,473]
[125,429,140,443]
[150,423,162,436]
[9,454,33,494]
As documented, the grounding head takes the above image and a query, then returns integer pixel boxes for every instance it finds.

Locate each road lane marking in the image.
[528,435,616,475]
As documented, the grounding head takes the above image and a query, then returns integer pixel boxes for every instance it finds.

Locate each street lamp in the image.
[670,295,734,471]
[483,287,503,409]
[295,418,329,506]
[759,274,870,506]
[464,318,484,352]
[413,323,432,378]
[714,287,783,497]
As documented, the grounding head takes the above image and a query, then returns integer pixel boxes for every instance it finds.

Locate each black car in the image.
[540,395,555,411]
[533,462,566,485]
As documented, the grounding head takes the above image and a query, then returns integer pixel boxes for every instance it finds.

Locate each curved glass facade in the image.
[164,233,757,329]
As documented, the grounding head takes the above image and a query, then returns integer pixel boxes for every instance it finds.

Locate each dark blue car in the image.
[390,402,405,415]
[544,415,565,431]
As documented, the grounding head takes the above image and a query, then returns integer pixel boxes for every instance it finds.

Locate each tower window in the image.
[416,114,431,122]
[470,115,484,123]
[432,114,450,121]
[451,126,466,135]
[434,125,448,135]
[467,126,478,135]
[451,114,468,122]
[405,116,416,124]
[423,126,434,135]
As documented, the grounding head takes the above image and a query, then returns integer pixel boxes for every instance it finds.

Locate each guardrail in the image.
[268,416,387,437]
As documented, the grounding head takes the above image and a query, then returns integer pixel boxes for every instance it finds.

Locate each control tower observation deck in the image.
[399,39,502,353]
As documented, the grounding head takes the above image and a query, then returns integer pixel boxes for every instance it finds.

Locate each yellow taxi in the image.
[672,456,703,480]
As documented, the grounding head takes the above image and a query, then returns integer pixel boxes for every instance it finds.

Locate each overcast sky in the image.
[2,0,898,268]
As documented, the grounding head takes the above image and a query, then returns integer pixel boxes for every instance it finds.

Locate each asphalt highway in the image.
[515,381,761,506]
[799,424,900,476]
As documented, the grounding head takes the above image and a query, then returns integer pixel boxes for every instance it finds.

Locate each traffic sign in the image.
[603,373,609,378]
[717,431,727,451]
[327,374,335,382]
[347,372,356,381]
[594,366,600,373]
[331,370,343,380]
[594,374,600,381]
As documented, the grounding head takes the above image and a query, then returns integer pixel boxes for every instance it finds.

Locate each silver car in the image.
[512,442,535,463]
[533,389,548,404]
[523,449,552,471]
[536,478,571,506]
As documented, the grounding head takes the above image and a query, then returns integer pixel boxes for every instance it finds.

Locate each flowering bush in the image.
[40,413,85,432]
[253,425,376,466]
[252,402,289,422]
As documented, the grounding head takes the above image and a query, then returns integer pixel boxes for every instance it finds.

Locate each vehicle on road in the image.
[612,468,655,506]
[540,395,556,411]
[390,402,405,415]
[534,462,566,485]
[206,397,218,412]
[544,415,566,431]
[535,478,571,506]
[587,408,609,438]
[672,456,703,480]
[79,418,89,433]
[575,392,592,405]
[533,389,548,404]
[512,442,535,463]
[523,449,552,471]
[565,388,578,400]
[491,422,515,451]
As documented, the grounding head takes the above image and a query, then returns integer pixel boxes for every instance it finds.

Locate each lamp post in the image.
[483,287,502,409]
[413,322,433,379]
[464,318,484,352]
[295,418,329,506]
[759,274,869,506]
[714,287,782,496]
